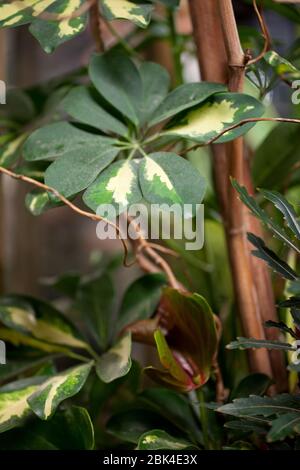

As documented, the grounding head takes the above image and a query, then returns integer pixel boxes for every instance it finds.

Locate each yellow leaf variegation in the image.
[165,93,265,144]
[0,0,88,52]
[96,332,132,383]
[0,382,39,433]
[101,0,153,28]
[28,362,93,420]
[139,152,206,209]
[83,160,142,216]
[0,134,27,168]
[0,297,90,351]
[0,328,75,355]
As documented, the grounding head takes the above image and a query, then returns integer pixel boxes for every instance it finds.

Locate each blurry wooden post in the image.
[4,30,40,295]
[0,31,6,292]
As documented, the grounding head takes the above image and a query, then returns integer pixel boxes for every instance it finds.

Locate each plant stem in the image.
[89,0,105,53]
[196,389,211,450]
[167,8,183,86]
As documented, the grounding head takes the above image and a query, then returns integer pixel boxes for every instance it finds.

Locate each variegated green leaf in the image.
[96,332,132,383]
[28,362,93,420]
[101,0,153,28]
[264,50,300,80]
[139,152,206,209]
[0,0,87,52]
[137,430,196,450]
[165,92,264,143]
[83,159,142,215]
[0,328,75,355]
[149,82,226,126]
[0,0,51,28]
[63,86,128,137]
[0,381,39,433]
[25,189,59,216]
[44,144,119,197]
[30,0,88,53]
[0,296,89,351]
[23,122,117,161]
[117,273,166,332]
[0,134,27,168]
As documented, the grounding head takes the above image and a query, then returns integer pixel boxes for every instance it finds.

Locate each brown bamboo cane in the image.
[188,0,287,388]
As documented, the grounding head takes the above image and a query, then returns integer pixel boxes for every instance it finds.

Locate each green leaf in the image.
[267,413,300,442]
[260,0,300,24]
[101,0,153,28]
[264,50,300,80]
[153,0,180,7]
[291,308,300,330]
[137,429,196,450]
[0,328,75,355]
[139,152,206,209]
[0,296,89,351]
[117,273,166,333]
[28,362,93,420]
[149,82,226,126]
[0,406,94,449]
[96,332,132,383]
[0,89,36,123]
[225,418,268,435]
[25,189,60,216]
[218,393,300,442]
[165,92,264,143]
[76,273,114,351]
[44,144,118,197]
[138,62,170,125]
[0,357,52,384]
[139,387,201,442]
[29,0,88,53]
[89,50,143,126]
[63,86,128,136]
[0,134,27,168]
[0,378,41,433]
[227,337,295,352]
[260,189,300,240]
[247,233,299,281]
[218,393,300,418]
[0,0,46,28]
[252,123,300,189]
[83,159,142,215]
[0,0,88,53]
[232,180,300,254]
[280,298,300,309]
[24,121,116,162]
[265,320,297,339]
